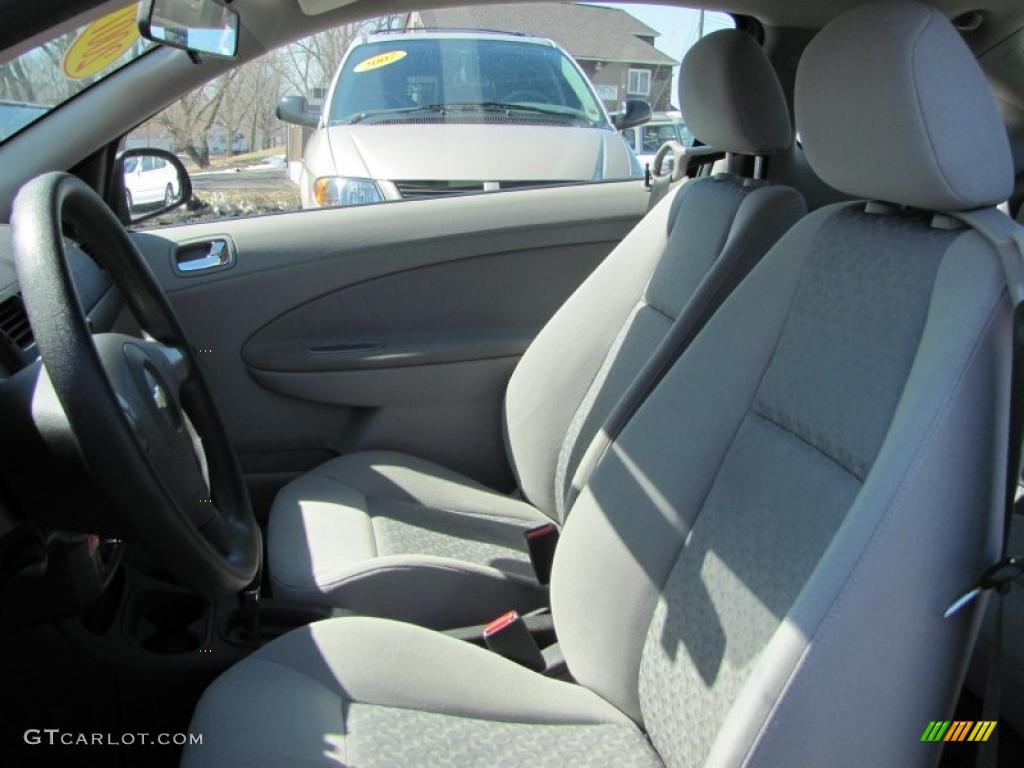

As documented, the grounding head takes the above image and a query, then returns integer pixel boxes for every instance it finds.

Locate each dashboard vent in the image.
[0,295,34,350]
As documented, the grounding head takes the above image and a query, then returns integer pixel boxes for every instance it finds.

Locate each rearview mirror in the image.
[139,0,239,59]
[276,94,319,128]
[613,99,652,131]
[113,148,193,225]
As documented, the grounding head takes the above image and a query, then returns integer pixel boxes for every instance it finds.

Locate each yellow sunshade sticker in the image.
[353,50,407,73]
[62,5,140,80]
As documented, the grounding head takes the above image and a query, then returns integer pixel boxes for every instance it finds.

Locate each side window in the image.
[128,4,734,229]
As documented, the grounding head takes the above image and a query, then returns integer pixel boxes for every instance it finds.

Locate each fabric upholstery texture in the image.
[552,175,805,519]
[638,206,949,765]
[184,617,661,768]
[269,451,551,627]
[552,203,1007,765]
[679,29,793,155]
[795,0,1013,210]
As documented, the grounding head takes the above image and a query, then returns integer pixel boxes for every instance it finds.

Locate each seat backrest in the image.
[504,30,804,520]
[550,2,1016,766]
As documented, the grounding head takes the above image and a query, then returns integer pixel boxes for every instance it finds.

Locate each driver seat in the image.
[187,3,1015,766]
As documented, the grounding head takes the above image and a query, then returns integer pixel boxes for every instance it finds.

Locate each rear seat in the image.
[268,29,808,627]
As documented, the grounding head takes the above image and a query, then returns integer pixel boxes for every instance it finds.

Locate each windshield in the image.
[328,37,606,127]
[643,122,688,152]
[0,3,152,143]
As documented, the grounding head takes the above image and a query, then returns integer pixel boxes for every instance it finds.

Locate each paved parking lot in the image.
[191,165,296,196]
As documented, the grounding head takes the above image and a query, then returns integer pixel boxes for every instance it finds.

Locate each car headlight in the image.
[313,177,383,207]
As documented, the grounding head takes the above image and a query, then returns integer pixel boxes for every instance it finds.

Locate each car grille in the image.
[393,180,571,200]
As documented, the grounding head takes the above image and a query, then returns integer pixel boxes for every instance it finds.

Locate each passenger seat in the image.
[267,29,807,628]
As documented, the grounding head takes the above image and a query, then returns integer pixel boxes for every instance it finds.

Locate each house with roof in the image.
[408,3,678,112]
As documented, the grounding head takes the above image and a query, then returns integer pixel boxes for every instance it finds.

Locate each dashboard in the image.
[0,223,121,378]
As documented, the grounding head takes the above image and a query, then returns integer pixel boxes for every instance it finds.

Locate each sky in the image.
[595,3,734,109]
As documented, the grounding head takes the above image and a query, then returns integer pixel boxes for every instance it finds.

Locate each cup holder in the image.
[130,592,209,654]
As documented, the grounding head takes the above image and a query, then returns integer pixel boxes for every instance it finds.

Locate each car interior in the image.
[3,0,1024,766]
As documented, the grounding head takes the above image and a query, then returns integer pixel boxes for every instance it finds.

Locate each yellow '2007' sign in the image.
[353,50,407,73]
[62,5,140,80]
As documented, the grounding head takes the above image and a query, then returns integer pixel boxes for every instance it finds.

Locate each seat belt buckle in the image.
[482,610,546,672]
[944,555,1024,618]
[524,523,559,586]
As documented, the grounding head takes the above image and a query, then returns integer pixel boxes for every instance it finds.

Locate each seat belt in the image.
[943,207,1024,767]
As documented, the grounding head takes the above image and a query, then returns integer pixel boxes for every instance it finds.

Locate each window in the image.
[642,123,681,153]
[122,4,734,229]
[627,68,652,97]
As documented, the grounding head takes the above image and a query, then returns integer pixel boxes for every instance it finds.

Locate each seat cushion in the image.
[183,617,663,768]
[269,451,551,627]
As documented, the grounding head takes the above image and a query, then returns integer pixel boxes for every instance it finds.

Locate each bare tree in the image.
[155,70,238,167]
[274,24,362,98]
[217,67,263,154]
[216,56,289,154]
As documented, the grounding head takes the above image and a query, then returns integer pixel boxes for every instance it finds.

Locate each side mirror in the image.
[139,0,240,59]
[276,94,319,128]
[112,148,192,225]
[613,99,652,131]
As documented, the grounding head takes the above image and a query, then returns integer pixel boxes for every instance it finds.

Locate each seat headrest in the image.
[679,29,792,156]
[795,0,1012,211]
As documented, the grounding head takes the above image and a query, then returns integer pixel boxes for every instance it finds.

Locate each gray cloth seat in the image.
[186,617,662,767]
[268,451,552,627]
[188,3,1018,765]
[268,29,805,626]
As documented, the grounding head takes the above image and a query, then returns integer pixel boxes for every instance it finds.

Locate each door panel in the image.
[131,181,647,514]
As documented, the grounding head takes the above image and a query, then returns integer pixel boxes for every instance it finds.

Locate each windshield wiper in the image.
[448,102,593,122]
[345,105,447,124]
[343,102,595,125]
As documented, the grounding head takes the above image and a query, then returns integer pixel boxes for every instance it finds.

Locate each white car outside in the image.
[123,154,180,210]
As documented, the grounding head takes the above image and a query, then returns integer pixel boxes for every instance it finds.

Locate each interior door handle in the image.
[174,238,234,275]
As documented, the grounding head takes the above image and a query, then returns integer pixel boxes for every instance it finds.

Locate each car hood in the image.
[323,123,634,182]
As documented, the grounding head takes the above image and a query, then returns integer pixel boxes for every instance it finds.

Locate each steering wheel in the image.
[10,172,260,596]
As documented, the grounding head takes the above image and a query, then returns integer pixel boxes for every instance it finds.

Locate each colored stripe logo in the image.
[921,721,997,742]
